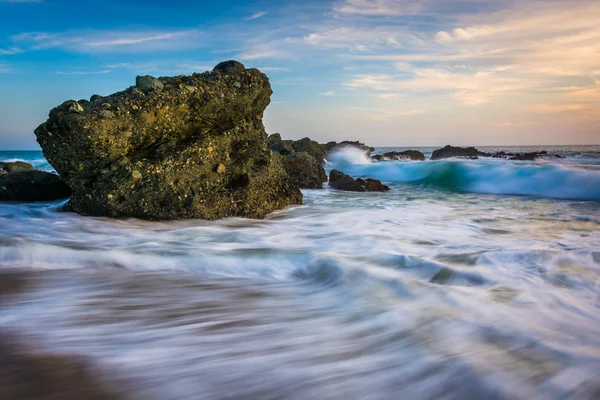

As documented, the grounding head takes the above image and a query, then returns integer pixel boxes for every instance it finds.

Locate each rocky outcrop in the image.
[282,152,327,189]
[431,145,481,160]
[1,161,33,173]
[0,171,72,202]
[290,137,328,164]
[325,141,374,157]
[34,61,302,220]
[376,150,425,161]
[329,170,389,192]
[267,133,293,155]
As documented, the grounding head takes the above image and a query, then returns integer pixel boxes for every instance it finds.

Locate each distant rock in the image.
[329,169,389,192]
[0,171,72,202]
[34,61,302,219]
[1,161,33,173]
[379,150,425,161]
[325,141,374,156]
[431,145,481,160]
[282,152,327,189]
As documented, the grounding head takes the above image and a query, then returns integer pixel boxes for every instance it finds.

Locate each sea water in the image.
[1,146,599,399]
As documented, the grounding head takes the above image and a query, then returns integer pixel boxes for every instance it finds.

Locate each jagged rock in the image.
[1,161,33,173]
[34,61,302,220]
[291,137,327,164]
[0,171,72,202]
[381,150,425,161]
[431,145,481,160]
[267,133,294,155]
[371,155,385,162]
[329,169,389,192]
[282,152,327,189]
[325,141,374,156]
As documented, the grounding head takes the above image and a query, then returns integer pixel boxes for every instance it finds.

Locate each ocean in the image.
[1,145,600,399]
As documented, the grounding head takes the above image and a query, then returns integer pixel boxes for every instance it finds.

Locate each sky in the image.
[0,0,598,149]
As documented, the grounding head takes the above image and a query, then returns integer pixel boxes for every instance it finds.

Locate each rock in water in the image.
[329,169,389,192]
[34,61,302,220]
[0,171,72,202]
[1,161,33,173]
[282,152,327,189]
[430,145,481,160]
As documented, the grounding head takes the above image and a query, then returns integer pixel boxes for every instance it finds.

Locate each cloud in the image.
[56,70,112,75]
[0,47,23,55]
[350,107,424,121]
[12,29,204,53]
[532,104,584,114]
[322,91,336,96]
[333,0,424,16]
[244,11,268,21]
[0,63,11,73]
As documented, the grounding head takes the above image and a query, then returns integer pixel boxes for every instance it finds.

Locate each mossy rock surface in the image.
[35,61,302,220]
[282,152,327,189]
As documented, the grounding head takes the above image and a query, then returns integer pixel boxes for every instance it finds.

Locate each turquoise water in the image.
[1,146,600,398]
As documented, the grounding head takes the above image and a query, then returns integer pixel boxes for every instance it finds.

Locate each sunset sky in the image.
[0,0,598,149]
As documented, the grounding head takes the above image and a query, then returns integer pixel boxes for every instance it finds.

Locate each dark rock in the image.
[509,152,538,161]
[1,161,34,173]
[0,171,72,202]
[34,61,302,219]
[135,75,164,92]
[325,141,374,156]
[380,150,425,161]
[329,169,389,192]
[282,152,327,189]
[267,133,294,155]
[431,145,482,160]
[0,330,126,400]
[371,155,385,162]
[292,137,327,164]
[212,60,246,75]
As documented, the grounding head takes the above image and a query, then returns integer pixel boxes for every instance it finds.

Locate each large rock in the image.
[34,61,302,220]
[329,169,389,192]
[1,161,33,173]
[282,152,327,189]
[431,145,480,160]
[380,150,425,161]
[291,137,327,164]
[0,171,72,202]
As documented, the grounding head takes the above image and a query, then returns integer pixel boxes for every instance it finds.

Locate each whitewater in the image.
[1,145,600,399]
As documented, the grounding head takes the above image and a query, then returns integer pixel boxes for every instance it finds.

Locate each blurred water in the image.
[1,147,600,399]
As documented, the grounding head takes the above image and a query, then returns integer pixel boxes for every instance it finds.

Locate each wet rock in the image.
[380,150,425,161]
[325,141,374,157]
[0,171,72,202]
[431,145,482,160]
[34,61,302,220]
[0,330,126,400]
[1,161,33,173]
[371,155,385,162]
[282,152,327,189]
[329,169,389,192]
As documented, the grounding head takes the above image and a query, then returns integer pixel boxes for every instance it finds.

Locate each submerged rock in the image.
[431,145,481,160]
[1,161,33,173]
[282,152,327,189]
[0,171,72,202]
[329,169,389,192]
[34,61,302,220]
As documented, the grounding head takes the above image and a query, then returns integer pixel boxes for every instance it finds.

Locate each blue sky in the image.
[0,0,598,149]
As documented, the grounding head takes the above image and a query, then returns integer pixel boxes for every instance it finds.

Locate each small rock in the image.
[69,102,84,113]
[2,161,33,173]
[233,81,242,89]
[135,75,164,92]
[131,170,142,180]
[99,110,114,119]
[329,169,389,192]
[90,94,103,103]
[0,171,72,202]
[216,163,226,174]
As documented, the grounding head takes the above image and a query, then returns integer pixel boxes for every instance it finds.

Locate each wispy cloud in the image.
[12,29,204,53]
[56,70,112,75]
[0,47,23,55]
[322,90,336,96]
[350,106,424,121]
[532,104,585,114]
[244,11,268,21]
[0,63,11,73]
